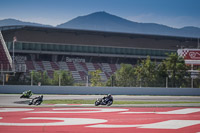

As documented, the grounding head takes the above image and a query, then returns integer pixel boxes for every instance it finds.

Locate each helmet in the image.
[107,94,111,97]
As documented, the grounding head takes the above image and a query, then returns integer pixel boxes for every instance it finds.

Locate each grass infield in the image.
[43,99,200,104]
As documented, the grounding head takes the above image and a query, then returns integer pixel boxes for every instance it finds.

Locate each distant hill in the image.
[57,11,200,38]
[1,12,200,38]
[0,18,52,27]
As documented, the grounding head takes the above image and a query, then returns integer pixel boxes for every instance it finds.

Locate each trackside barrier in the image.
[0,85,200,96]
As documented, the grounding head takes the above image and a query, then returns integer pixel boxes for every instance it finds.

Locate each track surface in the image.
[0,107,200,133]
[1,94,200,107]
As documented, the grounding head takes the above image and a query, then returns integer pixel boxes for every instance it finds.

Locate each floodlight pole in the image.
[166,77,168,88]
[86,75,89,87]
[191,64,194,88]
[12,40,15,71]
[191,78,194,88]
[31,73,33,86]
[2,74,5,86]
[59,73,61,86]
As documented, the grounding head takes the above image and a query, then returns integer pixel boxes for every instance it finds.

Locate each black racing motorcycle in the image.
[29,95,43,105]
[95,96,113,106]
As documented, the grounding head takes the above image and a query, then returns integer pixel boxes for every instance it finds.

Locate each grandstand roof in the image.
[1,25,198,50]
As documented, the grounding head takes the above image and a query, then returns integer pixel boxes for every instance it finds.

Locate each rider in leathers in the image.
[102,94,113,104]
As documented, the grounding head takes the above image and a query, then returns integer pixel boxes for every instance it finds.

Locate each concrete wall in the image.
[0,85,200,96]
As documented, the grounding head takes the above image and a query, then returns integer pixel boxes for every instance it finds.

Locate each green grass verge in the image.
[43,100,95,104]
[43,99,200,104]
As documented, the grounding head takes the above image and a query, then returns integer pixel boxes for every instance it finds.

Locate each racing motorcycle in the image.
[95,94,113,106]
[20,90,33,98]
[29,95,43,105]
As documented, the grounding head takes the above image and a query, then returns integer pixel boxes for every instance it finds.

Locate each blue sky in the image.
[0,0,200,28]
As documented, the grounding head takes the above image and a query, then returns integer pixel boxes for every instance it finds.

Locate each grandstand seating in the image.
[66,62,76,71]
[99,72,108,81]
[42,61,53,70]
[0,32,12,71]
[25,61,35,71]
[71,71,82,81]
[58,62,69,70]
[79,71,86,80]
[79,62,88,71]
[105,72,110,78]
[93,63,102,70]
[23,60,121,82]
[74,62,84,71]
[102,63,112,72]
[50,62,59,70]
[86,63,96,71]
[109,64,117,72]
[33,61,44,71]
[47,70,54,78]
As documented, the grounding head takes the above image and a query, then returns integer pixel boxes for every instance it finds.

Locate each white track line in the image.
[87,120,200,129]
[121,108,200,114]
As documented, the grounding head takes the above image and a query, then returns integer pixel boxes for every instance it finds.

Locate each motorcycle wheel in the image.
[36,101,42,106]
[28,102,32,105]
[95,101,100,106]
[107,101,113,106]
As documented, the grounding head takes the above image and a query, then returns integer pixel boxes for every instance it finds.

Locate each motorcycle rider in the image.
[27,90,32,96]
[102,94,113,104]
[29,95,43,105]
[21,90,32,98]
[37,95,43,102]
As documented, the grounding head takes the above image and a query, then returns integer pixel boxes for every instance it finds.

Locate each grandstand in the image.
[0,25,199,83]
[0,31,12,72]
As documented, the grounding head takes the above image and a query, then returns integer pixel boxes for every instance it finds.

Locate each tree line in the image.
[3,53,200,88]
[105,53,200,88]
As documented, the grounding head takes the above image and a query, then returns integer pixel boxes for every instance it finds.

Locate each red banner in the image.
[178,49,200,60]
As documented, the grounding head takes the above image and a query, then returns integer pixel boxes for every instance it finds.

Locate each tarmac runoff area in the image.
[0,94,200,133]
[0,94,200,107]
[0,107,200,133]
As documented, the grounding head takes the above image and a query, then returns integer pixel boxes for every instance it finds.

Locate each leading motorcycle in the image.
[95,94,113,106]
[20,90,33,98]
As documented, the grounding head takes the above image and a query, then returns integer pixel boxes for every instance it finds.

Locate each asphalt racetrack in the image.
[0,94,200,133]
[0,94,200,107]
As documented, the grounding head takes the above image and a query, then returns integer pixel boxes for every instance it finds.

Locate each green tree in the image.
[134,56,157,87]
[89,69,103,86]
[162,53,188,87]
[61,70,74,86]
[30,71,42,85]
[41,71,51,85]
[193,68,200,88]
[106,74,116,87]
[115,64,135,87]
[157,61,168,87]
[52,70,74,86]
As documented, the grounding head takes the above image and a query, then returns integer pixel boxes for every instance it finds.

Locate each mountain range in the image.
[0,18,51,27]
[1,11,200,38]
